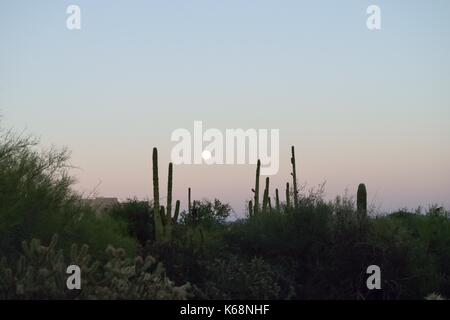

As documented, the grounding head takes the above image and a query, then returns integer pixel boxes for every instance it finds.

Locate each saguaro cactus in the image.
[188,188,192,214]
[248,200,253,218]
[152,148,163,241]
[275,189,280,212]
[357,183,367,215]
[163,163,178,239]
[285,182,291,211]
[167,163,173,219]
[152,148,180,241]
[253,160,261,215]
[268,197,272,213]
[291,146,299,209]
[173,200,180,223]
[160,206,166,224]
[262,177,270,213]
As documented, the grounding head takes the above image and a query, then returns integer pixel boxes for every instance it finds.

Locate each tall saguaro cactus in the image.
[152,148,163,241]
[268,197,272,213]
[188,188,192,214]
[163,163,175,239]
[275,189,280,212]
[357,183,367,215]
[275,188,281,212]
[291,146,299,209]
[152,148,180,241]
[253,160,261,215]
[160,206,165,224]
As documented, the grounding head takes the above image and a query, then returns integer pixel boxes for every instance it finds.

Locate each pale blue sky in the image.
[1,1,449,214]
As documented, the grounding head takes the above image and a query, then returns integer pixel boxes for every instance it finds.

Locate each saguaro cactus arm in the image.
[160,206,166,226]
[262,177,270,213]
[291,146,299,209]
[285,182,290,211]
[167,163,173,220]
[275,188,280,212]
[268,197,272,213]
[253,160,261,215]
[173,200,180,224]
[188,188,192,214]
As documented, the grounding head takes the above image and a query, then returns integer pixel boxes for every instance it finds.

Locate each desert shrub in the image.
[366,216,437,299]
[224,191,450,299]
[142,219,229,289]
[65,211,137,261]
[227,203,332,258]
[108,199,154,246]
[199,255,283,300]
[141,199,232,289]
[225,196,335,298]
[180,199,232,227]
[368,208,450,299]
[0,129,74,255]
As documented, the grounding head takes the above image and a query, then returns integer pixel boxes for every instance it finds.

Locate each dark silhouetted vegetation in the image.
[1,126,449,300]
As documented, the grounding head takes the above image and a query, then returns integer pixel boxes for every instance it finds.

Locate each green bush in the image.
[0,127,137,262]
[180,199,232,227]
[108,199,154,246]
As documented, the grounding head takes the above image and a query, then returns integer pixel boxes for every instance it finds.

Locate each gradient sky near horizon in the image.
[1,0,449,216]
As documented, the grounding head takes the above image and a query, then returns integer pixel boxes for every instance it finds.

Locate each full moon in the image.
[201,150,212,160]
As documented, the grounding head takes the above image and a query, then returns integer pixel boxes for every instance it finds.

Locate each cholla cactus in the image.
[0,235,190,300]
[0,235,68,299]
[425,293,446,300]
[95,245,191,299]
[69,243,100,290]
